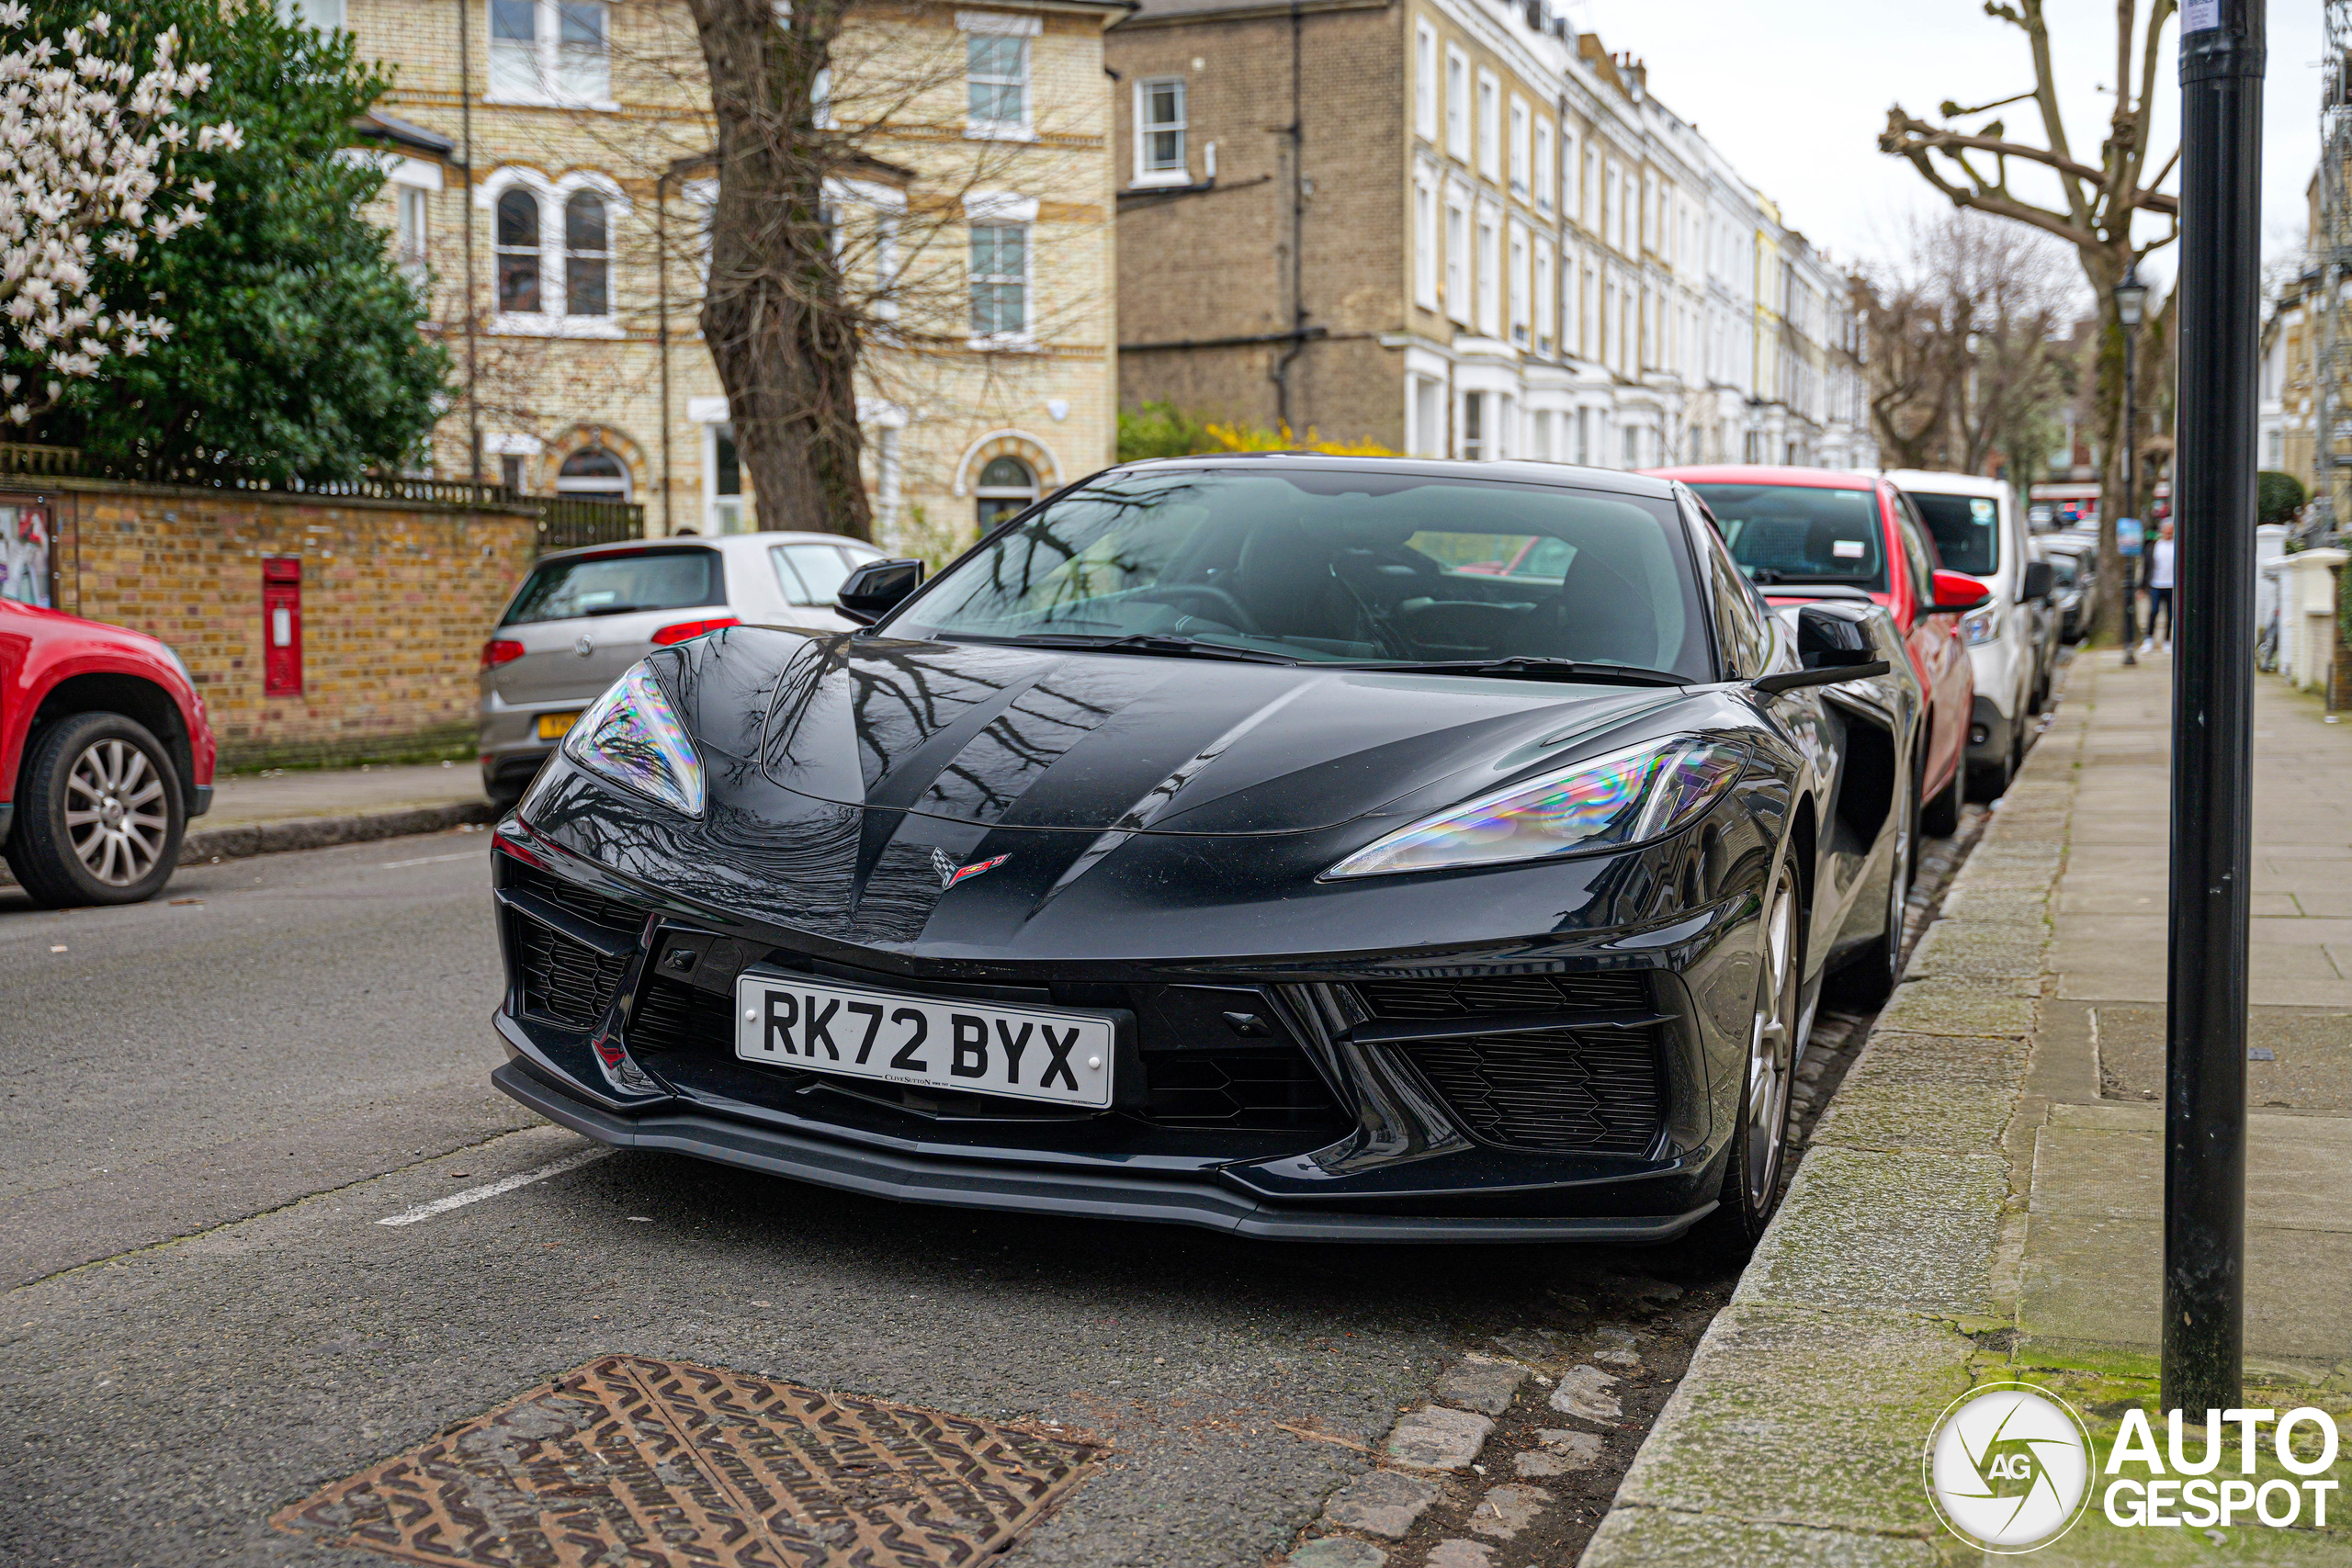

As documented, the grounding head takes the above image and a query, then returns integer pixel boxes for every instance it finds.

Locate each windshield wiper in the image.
[968,632,1305,665]
[1744,569,1870,586]
[1337,657,1688,687]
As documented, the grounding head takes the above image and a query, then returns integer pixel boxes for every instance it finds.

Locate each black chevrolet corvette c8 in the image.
[488,456,1923,1253]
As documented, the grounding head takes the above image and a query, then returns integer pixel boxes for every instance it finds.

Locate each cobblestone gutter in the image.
[1576,687,2086,1568]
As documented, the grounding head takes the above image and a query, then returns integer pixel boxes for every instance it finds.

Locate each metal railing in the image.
[0,442,649,550]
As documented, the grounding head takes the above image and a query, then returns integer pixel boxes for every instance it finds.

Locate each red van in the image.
[1,599,216,906]
[1650,466,1986,836]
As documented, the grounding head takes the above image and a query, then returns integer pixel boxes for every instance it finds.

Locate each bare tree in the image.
[1864,212,2078,493]
[1879,0,2177,641]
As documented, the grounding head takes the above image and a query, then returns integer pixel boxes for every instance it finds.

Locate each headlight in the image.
[1961,603,2003,646]
[1323,737,1746,879]
[563,662,706,817]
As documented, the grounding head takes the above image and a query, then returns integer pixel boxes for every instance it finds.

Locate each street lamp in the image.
[2117,265,2150,663]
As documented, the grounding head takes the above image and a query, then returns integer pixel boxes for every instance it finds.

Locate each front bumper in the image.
[494,1056,1717,1243]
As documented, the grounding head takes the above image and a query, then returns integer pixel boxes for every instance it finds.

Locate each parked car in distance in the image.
[1651,465,1984,836]
[1883,470,2056,798]
[2,598,216,906]
[2039,539,2097,643]
[480,531,887,808]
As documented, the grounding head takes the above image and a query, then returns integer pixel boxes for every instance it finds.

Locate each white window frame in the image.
[1507,94,1529,200]
[1533,237,1554,356]
[478,168,628,336]
[1444,46,1470,164]
[1408,374,1443,457]
[1533,115,1554,214]
[1582,143,1597,231]
[959,10,1038,141]
[487,0,614,111]
[965,191,1038,347]
[1605,164,1621,253]
[1508,220,1530,346]
[282,0,346,28]
[1413,167,1439,311]
[1475,204,1500,337]
[1443,186,1470,326]
[1414,23,1437,142]
[1134,75,1188,186]
[1476,70,1500,183]
[703,419,745,534]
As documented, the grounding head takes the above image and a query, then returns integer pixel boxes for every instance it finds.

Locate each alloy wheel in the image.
[1745,868,1802,1207]
[63,738,170,886]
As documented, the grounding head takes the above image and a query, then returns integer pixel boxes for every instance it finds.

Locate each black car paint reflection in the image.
[490,457,1919,1243]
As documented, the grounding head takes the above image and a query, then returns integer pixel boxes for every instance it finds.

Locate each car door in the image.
[1892,492,1970,793]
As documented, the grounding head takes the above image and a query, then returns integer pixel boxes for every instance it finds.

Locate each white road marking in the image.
[377,1146,610,1226]
[377,850,484,870]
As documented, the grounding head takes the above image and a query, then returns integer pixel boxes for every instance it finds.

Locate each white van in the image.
[1883,470,2057,798]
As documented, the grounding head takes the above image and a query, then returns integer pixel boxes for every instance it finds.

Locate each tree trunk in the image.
[687,0,873,541]
[2078,243,2131,646]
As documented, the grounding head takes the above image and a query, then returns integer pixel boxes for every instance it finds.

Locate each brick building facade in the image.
[332,0,1122,557]
[1106,0,1872,471]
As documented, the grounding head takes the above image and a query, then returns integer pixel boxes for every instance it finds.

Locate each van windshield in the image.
[1907,491,2003,576]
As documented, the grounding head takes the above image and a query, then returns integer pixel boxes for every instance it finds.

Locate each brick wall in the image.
[50,481,540,769]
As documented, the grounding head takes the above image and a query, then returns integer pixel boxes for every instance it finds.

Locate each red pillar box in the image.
[262,556,302,697]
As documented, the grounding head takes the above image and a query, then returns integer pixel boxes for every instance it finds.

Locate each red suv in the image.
[1,599,216,906]
[1651,466,1986,836]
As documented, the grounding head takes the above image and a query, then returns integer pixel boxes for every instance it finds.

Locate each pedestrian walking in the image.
[2143,520,2176,652]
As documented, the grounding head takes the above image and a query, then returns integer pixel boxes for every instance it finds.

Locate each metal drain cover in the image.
[273,1354,1100,1566]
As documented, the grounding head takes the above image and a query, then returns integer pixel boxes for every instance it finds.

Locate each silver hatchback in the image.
[479,531,883,806]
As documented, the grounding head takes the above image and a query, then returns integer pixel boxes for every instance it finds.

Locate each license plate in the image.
[735,971,1115,1108]
[537,711,581,741]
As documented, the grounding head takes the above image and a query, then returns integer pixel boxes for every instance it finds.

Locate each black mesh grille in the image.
[504,863,641,1028]
[505,861,643,937]
[1408,1029,1663,1154]
[514,915,633,1027]
[1356,972,1650,1019]
[629,975,737,1055]
[1139,1049,1346,1132]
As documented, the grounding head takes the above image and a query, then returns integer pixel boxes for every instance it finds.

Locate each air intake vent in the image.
[1356,972,1649,1020]
[1408,1028,1663,1155]
[1140,1048,1347,1133]
[505,861,642,938]
[513,915,633,1027]
[629,975,737,1055]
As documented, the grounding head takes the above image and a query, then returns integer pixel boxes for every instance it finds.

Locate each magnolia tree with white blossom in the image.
[0,4,240,425]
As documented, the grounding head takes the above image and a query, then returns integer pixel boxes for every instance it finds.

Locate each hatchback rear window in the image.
[1690,482,1888,591]
[1907,491,2002,576]
[500,548,723,626]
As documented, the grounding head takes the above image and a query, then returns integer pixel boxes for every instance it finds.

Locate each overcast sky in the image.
[1566,0,2324,288]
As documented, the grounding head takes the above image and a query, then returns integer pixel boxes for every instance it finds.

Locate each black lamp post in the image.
[2118,265,2150,664]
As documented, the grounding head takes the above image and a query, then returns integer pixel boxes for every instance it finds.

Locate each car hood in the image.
[681,629,1688,837]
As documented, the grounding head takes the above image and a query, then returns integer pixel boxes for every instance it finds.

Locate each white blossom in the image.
[0,12,236,423]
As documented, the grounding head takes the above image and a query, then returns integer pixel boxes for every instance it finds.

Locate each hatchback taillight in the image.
[481,638,525,669]
[650,616,741,646]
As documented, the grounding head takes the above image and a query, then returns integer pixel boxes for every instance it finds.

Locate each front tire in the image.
[6,712,187,908]
[1696,857,1803,1259]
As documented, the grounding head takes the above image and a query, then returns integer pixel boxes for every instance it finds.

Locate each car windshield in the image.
[502,548,723,626]
[890,468,1713,680]
[1907,491,2002,575]
[1690,482,1888,591]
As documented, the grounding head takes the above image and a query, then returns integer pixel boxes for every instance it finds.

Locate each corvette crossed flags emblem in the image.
[932,847,1010,890]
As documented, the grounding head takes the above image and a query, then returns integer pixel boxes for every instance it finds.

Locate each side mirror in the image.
[1923,568,1994,615]
[2021,560,2056,604]
[1752,603,1893,694]
[836,558,925,625]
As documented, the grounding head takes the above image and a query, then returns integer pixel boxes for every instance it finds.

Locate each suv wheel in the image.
[6,712,186,907]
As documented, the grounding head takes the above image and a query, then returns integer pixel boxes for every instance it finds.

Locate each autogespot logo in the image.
[1924,1383,2095,1552]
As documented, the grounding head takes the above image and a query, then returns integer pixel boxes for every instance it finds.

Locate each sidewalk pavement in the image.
[178,761,496,863]
[1584,651,2352,1565]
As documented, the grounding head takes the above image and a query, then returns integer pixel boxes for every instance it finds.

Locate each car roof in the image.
[533,530,881,564]
[1648,464,1887,491]
[1110,451,1682,501]
[1881,469,2010,498]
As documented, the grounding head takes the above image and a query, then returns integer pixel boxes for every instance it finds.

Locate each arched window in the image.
[496,187,540,312]
[557,446,630,503]
[565,191,608,316]
[974,454,1036,530]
